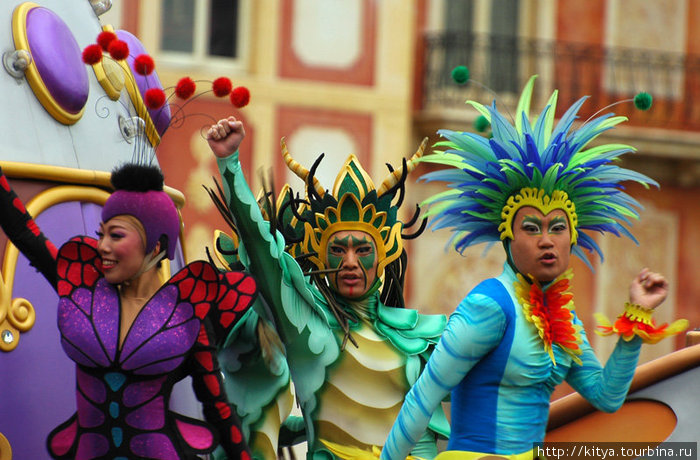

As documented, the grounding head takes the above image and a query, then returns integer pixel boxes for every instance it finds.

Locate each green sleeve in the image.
[216,153,287,330]
[216,154,339,412]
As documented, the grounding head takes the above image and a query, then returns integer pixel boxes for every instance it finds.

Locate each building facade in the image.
[119,0,699,367]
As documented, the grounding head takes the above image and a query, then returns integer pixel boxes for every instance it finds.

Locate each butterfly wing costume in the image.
[0,165,257,459]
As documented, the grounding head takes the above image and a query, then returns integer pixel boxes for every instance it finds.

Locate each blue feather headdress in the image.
[421,75,658,268]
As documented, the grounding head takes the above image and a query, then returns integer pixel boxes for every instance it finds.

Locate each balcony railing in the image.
[420,32,700,131]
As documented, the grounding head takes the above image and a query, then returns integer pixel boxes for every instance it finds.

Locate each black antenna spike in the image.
[401,217,428,240]
[306,154,326,205]
[403,204,422,228]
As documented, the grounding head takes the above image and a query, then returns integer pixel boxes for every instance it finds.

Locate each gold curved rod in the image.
[0,161,185,208]
[0,186,176,351]
[0,431,11,460]
[1,186,109,352]
[280,137,326,198]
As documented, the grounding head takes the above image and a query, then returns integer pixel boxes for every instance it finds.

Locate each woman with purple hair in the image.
[0,162,256,459]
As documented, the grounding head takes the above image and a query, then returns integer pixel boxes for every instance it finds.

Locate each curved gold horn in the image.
[281,138,326,197]
[376,137,428,197]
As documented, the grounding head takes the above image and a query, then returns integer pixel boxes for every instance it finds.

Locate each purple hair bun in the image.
[102,164,180,259]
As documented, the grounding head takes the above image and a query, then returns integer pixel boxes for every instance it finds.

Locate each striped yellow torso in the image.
[314,320,410,450]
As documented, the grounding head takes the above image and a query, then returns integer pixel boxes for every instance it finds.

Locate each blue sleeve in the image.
[565,318,642,413]
[381,292,506,460]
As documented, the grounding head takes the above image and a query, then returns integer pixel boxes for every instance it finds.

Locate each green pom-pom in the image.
[634,92,652,111]
[474,115,490,132]
[451,65,470,85]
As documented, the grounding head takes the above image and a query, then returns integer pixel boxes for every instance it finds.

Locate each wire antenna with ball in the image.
[450,65,515,125]
[581,91,653,126]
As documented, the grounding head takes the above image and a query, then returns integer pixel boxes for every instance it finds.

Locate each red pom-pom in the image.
[212,77,232,97]
[82,44,103,65]
[230,86,250,108]
[97,31,117,51]
[175,77,197,99]
[133,54,155,76]
[108,40,129,61]
[144,88,166,109]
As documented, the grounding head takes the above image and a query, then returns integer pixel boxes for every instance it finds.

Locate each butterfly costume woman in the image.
[0,163,256,459]
[208,127,449,460]
[369,76,688,460]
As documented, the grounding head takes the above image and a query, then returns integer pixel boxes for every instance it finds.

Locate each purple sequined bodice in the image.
[0,171,257,459]
[53,277,207,458]
[47,236,234,459]
[58,279,200,374]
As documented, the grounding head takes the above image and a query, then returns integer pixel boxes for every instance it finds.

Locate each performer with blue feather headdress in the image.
[321,75,687,460]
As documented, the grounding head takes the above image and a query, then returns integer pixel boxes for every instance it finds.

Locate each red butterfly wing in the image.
[211,270,257,341]
[56,236,102,297]
[171,261,256,334]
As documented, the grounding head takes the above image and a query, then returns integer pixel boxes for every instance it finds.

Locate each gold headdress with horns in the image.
[282,138,428,278]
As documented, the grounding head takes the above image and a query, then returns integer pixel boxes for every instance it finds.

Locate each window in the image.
[487,0,519,94]
[443,0,520,94]
[159,0,247,68]
[422,0,537,109]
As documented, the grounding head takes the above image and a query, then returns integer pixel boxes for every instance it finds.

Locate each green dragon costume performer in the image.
[324,75,687,460]
[205,117,449,460]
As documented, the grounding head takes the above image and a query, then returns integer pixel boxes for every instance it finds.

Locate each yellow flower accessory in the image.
[595,302,688,344]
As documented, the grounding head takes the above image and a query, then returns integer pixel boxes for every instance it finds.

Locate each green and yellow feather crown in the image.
[422,75,658,267]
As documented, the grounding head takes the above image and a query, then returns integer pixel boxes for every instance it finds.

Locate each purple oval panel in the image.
[116,30,172,136]
[26,7,89,115]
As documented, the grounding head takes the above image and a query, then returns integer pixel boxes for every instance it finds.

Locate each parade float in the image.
[546,338,700,448]
[1,2,698,459]
[0,2,197,458]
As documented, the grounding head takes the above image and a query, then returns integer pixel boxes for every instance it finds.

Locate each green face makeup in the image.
[327,235,349,270]
[520,215,568,235]
[353,235,377,272]
[327,235,376,272]
[549,216,568,233]
[521,215,543,234]
[326,232,379,298]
